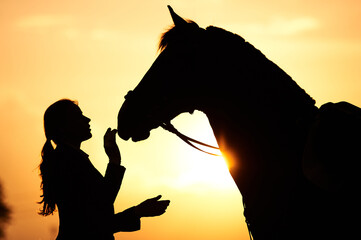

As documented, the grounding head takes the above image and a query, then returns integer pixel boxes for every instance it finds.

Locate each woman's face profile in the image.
[63,104,92,143]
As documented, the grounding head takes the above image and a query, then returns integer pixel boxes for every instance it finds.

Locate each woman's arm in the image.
[103,128,124,202]
[111,196,170,233]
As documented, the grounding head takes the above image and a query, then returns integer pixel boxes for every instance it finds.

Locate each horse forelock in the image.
[158,20,200,52]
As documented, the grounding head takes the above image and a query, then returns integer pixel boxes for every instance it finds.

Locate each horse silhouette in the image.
[117,6,360,239]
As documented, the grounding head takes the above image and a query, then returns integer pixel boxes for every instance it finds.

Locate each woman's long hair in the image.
[38,99,77,216]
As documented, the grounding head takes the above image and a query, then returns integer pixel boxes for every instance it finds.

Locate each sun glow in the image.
[170,112,236,190]
[174,152,234,189]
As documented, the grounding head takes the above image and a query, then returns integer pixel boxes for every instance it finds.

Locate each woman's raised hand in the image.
[104,128,121,165]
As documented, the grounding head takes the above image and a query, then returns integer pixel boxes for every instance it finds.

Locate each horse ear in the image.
[168,5,187,26]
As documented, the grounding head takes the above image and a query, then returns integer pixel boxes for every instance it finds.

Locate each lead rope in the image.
[160,121,221,156]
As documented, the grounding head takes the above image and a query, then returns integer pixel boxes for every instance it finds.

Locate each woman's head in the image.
[39,99,91,216]
[44,99,92,146]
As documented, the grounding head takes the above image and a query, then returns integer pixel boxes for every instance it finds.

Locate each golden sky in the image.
[0,0,360,239]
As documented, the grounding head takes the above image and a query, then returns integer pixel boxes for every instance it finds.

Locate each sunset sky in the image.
[1,0,360,239]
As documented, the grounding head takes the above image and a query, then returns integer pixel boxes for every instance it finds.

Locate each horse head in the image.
[117,6,316,144]
[117,6,208,141]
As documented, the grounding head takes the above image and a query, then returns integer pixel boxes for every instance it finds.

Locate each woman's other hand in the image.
[104,128,121,165]
[135,195,170,217]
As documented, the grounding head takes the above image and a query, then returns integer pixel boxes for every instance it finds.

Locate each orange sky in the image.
[0,0,360,239]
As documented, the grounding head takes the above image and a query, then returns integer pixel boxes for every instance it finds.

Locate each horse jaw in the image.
[117,125,151,142]
[117,116,151,142]
[131,131,151,142]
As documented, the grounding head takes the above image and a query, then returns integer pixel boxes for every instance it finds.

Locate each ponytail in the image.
[38,139,56,216]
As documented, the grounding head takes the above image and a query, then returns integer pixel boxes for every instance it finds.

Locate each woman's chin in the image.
[84,132,92,141]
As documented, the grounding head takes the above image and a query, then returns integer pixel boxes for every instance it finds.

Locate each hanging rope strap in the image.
[161,121,221,156]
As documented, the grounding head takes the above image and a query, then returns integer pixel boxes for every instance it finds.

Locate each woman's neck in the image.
[61,138,82,149]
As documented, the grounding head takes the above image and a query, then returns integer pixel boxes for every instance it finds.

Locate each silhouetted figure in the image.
[0,181,11,239]
[39,99,170,240]
[116,6,360,240]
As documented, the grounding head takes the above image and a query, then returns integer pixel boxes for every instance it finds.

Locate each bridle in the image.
[161,121,221,156]
[123,90,221,156]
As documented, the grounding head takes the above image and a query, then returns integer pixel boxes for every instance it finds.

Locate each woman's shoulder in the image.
[54,144,94,176]
[53,144,81,169]
[55,144,87,160]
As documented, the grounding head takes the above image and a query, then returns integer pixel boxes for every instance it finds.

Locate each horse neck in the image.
[187,31,317,175]
[196,39,317,152]
[201,82,316,150]
[198,74,317,189]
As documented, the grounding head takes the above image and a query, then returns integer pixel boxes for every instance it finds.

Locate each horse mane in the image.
[158,22,316,116]
[206,26,315,107]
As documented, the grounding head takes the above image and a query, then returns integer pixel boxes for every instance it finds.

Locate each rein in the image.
[161,121,221,156]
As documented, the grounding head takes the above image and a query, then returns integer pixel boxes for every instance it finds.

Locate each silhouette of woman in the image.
[38,99,170,240]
